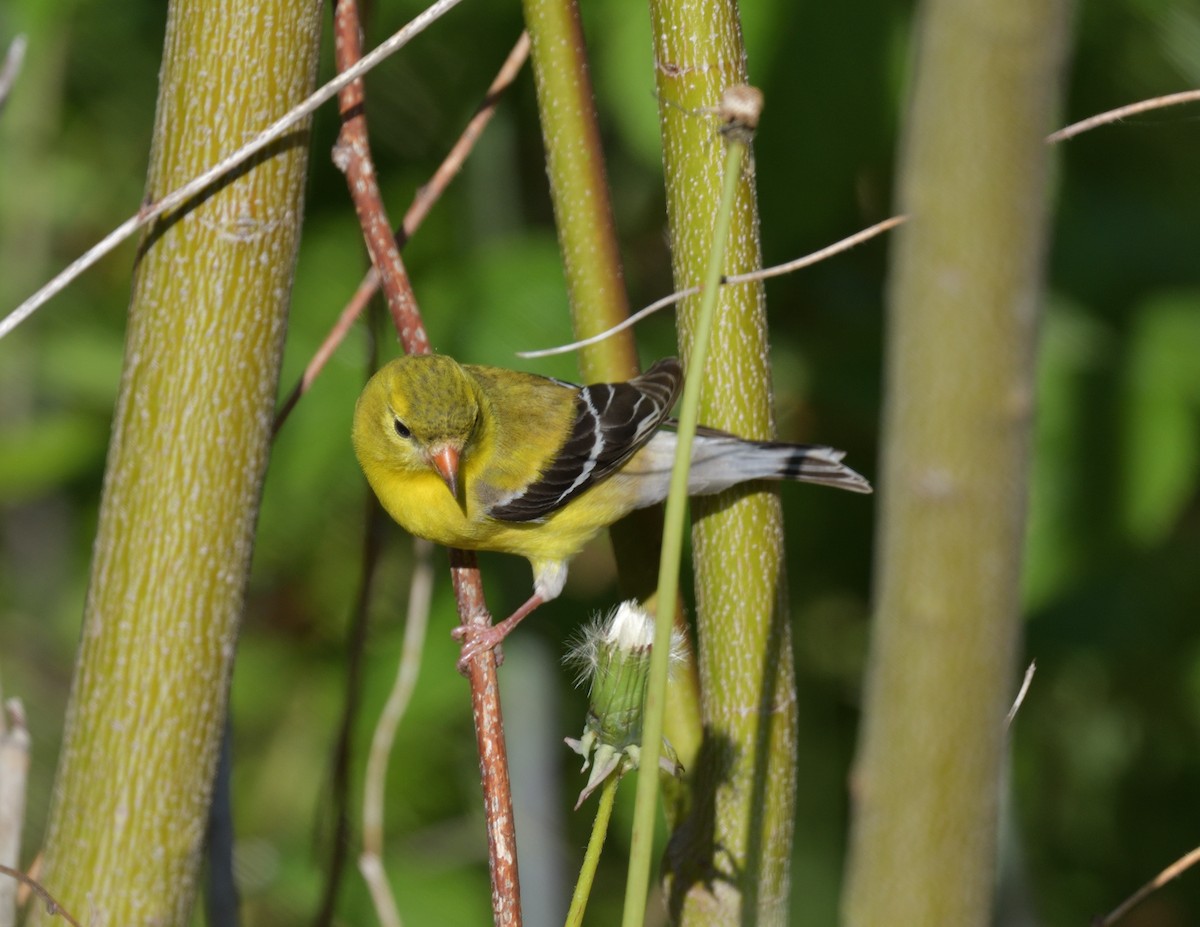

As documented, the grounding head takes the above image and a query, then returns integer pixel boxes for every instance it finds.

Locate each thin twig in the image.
[0,35,27,115]
[450,550,521,926]
[0,866,80,927]
[274,277,377,436]
[1094,845,1200,926]
[1047,89,1200,144]
[330,2,520,923]
[404,31,531,239]
[1004,660,1035,729]
[359,538,434,927]
[333,0,428,354]
[272,32,531,436]
[518,215,906,358]
[0,0,465,342]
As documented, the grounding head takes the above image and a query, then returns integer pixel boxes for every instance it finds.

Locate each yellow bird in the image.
[352,355,871,658]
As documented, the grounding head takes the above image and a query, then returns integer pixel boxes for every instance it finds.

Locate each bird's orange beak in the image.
[428,444,461,499]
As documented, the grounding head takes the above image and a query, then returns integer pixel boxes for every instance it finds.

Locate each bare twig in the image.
[403,31,531,240]
[273,32,530,436]
[518,215,906,358]
[451,550,521,926]
[1094,845,1200,926]
[0,0,465,342]
[358,538,434,927]
[0,865,79,927]
[0,35,27,115]
[330,2,520,923]
[1047,89,1200,144]
[333,0,428,354]
[274,277,378,436]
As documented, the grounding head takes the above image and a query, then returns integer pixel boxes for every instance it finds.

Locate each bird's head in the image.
[352,354,481,500]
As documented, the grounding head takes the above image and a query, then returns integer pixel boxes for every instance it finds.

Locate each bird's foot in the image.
[453,623,507,673]
[452,592,545,675]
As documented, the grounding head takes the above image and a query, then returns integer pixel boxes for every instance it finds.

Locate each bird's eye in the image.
[393,418,411,439]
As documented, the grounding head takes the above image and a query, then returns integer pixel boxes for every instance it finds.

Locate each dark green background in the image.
[2,0,1198,923]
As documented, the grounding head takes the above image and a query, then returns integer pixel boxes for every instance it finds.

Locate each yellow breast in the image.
[368,465,630,565]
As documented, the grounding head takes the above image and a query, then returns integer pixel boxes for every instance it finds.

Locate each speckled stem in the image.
[32,0,322,923]
[648,2,796,925]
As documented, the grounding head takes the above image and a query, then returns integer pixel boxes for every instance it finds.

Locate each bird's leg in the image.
[453,591,545,672]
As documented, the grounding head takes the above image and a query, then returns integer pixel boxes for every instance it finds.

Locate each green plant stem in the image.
[30,0,321,922]
[520,0,703,776]
[519,0,634,381]
[564,774,621,927]
[842,0,1071,923]
[648,5,795,925]
[622,138,745,927]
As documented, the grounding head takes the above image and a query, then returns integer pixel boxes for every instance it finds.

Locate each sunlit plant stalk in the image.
[30,0,321,921]
[622,95,756,927]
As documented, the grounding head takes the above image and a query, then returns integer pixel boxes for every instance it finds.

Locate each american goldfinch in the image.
[352,355,871,657]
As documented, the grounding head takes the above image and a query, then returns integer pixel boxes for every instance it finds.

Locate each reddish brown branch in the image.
[331,2,521,923]
[273,31,529,436]
[333,0,429,355]
[451,550,522,926]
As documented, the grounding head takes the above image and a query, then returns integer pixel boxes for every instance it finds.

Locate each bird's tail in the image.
[685,430,873,496]
[622,430,873,507]
[759,441,873,492]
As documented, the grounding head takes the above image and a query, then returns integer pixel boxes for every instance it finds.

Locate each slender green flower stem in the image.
[622,135,747,927]
[564,774,620,927]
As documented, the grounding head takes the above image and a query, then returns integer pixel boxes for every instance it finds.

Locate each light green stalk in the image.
[842,0,1072,923]
[32,0,321,923]
[646,3,796,925]
[624,134,747,927]
[520,0,703,770]
[520,0,636,382]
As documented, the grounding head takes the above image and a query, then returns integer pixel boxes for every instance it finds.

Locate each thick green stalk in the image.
[842,0,1071,923]
[649,2,795,925]
[32,0,321,923]
[625,137,745,927]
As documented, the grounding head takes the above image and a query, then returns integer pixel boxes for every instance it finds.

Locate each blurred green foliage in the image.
[1,0,1199,924]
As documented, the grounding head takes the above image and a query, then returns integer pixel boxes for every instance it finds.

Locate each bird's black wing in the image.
[489,358,682,522]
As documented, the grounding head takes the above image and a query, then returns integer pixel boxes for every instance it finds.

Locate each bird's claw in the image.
[453,623,506,674]
[451,594,541,674]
